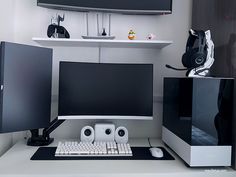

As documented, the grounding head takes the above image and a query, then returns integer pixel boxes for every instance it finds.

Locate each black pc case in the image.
[162,77,234,167]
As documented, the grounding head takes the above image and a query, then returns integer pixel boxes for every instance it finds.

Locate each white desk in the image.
[0,139,235,177]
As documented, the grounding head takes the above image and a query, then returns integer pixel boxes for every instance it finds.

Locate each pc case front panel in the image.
[163,78,193,144]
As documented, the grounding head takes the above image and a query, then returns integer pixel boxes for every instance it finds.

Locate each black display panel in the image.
[163,78,234,146]
[0,42,52,133]
[58,62,153,118]
[37,0,172,14]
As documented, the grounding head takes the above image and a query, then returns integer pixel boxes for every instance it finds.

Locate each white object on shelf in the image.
[32,37,173,49]
[82,35,115,40]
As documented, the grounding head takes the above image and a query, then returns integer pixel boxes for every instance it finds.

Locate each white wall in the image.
[0,0,15,156]
[5,0,192,141]
[0,0,15,42]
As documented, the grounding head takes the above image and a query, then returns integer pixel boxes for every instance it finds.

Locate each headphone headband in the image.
[186,31,197,51]
[197,30,206,53]
[185,30,206,53]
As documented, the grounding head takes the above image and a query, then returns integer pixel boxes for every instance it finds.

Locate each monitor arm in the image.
[27,117,65,146]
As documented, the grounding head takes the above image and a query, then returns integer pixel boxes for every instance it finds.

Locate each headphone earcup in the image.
[47,24,56,38]
[182,51,192,68]
[182,48,206,69]
[182,53,188,68]
[47,24,70,38]
[57,26,70,38]
[190,48,207,68]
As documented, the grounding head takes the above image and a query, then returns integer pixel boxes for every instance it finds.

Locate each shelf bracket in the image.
[98,46,102,63]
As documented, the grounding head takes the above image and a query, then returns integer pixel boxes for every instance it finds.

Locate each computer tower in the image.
[162,77,234,167]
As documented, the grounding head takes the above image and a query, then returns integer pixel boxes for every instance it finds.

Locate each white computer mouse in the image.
[149,147,164,158]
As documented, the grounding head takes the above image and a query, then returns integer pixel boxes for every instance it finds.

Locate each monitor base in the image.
[82,35,115,40]
[27,136,54,146]
[27,118,65,146]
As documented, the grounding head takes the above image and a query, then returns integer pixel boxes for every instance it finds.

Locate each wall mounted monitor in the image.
[58,62,153,120]
[37,0,172,15]
[0,42,52,133]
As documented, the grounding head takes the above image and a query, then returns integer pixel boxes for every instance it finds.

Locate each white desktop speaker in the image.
[95,123,115,142]
[115,126,128,143]
[80,126,95,142]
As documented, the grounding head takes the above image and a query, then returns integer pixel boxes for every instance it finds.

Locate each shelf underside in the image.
[32,38,172,49]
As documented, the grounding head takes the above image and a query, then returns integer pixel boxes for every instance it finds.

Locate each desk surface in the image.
[0,138,235,177]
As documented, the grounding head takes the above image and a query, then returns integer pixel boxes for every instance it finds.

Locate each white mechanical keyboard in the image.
[55,141,133,157]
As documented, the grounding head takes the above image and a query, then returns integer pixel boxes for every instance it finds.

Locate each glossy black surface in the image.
[0,42,52,133]
[163,77,233,146]
[37,0,172,14]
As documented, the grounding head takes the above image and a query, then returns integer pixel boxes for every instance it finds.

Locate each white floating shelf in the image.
[32,38,172,49]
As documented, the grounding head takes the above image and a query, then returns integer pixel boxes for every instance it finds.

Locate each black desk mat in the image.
[31,147,175,160]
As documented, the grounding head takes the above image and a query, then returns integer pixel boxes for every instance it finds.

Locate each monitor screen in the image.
[0,42,52,133]
[37,0,172,15]
[58,62,153,120]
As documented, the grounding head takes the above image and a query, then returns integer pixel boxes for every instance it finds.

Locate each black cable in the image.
[148,137,153,147]
[165,64,188,71]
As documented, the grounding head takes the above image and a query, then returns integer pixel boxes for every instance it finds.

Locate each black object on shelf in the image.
[47,14,70,39]
[31,146,175,160]
[102,28,107,36]
[47,25,70,38]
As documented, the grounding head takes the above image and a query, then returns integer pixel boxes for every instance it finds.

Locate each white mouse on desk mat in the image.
[149,147,164,158]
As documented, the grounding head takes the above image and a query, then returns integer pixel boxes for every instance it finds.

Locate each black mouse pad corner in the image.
[31,147,175,161]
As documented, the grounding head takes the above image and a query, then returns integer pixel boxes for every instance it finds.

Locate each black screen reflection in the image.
[191,80,233,146]
[214,80,233,145]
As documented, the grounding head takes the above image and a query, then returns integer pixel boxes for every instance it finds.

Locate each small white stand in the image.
[82,13,115,40]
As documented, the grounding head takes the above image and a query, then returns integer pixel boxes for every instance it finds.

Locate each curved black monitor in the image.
[37,0,172,15]
[0,42,52,133]
[58,62,153,120]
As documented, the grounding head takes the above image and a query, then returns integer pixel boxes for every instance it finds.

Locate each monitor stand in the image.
[27,129,54,146]
[83,13,115,40]
[27,118,65,146]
